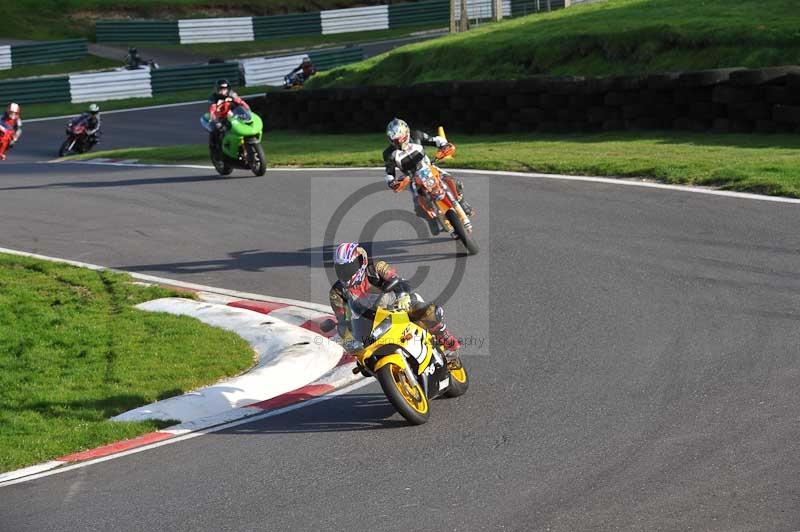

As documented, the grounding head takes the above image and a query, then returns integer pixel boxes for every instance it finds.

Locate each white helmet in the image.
[6,102,20,118]
[386,118,410,149]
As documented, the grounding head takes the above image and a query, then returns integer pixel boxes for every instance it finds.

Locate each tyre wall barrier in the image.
[69,68,153,103]
[0,76,71,105]
[241,47,364,87]
[151,62,242,94]
[249,66,800,135]
[96,0,567,44]
[241,55,309,87]
[96,21,180,44]
[179,17,255,44]
[0,40,89,71]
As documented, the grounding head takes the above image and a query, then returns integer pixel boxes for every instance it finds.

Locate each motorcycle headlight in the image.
[370,316,393,341]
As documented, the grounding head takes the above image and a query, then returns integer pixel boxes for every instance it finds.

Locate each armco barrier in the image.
[250,66,800,135]
[179,17,254,44]
[389,0,450,27]
[308,47,365,72]
[320,5,389,35]
[253,12,322,40]
[10,39,89,66]
[241,55,308,87]
[96,20,180,44]
[0,76,71,105]
[151,62,241,94]
[69,69,152,103]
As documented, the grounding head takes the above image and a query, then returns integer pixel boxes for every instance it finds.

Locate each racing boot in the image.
[430,322,461,362]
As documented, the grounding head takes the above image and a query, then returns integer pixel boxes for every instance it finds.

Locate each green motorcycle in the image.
[202,106,266,177]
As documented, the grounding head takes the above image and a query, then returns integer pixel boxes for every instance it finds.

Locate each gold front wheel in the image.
[377,363,430,425]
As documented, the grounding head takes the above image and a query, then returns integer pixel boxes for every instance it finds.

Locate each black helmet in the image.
[215,79,230,95]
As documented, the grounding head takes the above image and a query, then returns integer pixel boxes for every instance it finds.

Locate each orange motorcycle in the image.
[394,128,478,255]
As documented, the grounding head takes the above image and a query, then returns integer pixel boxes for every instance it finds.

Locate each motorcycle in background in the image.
[0,123,15,161]
[201,103,266,177]
[58,117,95,157]
[393,127,479,255]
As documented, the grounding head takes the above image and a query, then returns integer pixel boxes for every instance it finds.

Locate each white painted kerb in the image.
[114,298,343,423]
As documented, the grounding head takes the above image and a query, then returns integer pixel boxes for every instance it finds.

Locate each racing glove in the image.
[432,136,448,148]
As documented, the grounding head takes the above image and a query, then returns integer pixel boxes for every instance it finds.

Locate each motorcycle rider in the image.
[67,103,102,148]
[286,57,316,86]
[207,79,251,151]
[383,118,473,235]
[124,47,143,69]
[0,102,22,160]
[329,242,461,358]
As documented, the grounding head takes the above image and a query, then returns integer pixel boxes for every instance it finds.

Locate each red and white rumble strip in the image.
[0,247,363,486]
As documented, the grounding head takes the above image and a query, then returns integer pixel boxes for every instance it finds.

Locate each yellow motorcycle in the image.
[322,294,469,425]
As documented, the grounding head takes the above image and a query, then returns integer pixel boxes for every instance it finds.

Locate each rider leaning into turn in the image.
[0,103,22,160]
[69,103,102,147]
[207,79,251,148]
[382,118,473,230]
[329,242,461,357]
[288,57,317,84]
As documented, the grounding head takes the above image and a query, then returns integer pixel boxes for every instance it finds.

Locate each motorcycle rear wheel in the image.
[446,209,479,255]
[377,363,430,425]
[444,356,469,398]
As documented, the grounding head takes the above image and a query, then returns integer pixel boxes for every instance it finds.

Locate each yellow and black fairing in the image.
[351,306,452,400]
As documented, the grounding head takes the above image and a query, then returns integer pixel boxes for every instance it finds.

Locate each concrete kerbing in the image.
[0,247,362,486]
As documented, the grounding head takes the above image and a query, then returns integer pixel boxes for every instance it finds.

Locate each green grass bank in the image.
[309,0,800,87]
[0,253,253,473]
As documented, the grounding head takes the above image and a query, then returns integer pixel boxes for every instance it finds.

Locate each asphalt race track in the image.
[1,111,799,531]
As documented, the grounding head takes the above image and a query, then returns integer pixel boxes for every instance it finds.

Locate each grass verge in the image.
[0,253,253,473]
[22,86,271,120]
[0,56,122,81]
[309,0,800,88]
[73,129,800,198]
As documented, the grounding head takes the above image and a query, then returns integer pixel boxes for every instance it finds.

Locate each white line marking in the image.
[48,161,800,204]
[0,378,373,487]
[0,461,65,483]
[454,169,800,205]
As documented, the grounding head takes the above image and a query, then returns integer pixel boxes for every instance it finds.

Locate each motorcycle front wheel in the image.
[446,209,479,255]
[58,138,74,157]
[209,145,233,176]
[377,363,430,425]
[246,142,266,176]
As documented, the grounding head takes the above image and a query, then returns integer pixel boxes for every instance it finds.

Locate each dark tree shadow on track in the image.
[216,394,411,435]
[120,237,464,275]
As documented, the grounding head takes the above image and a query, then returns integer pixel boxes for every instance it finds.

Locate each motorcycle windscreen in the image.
[348,292,398,344]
